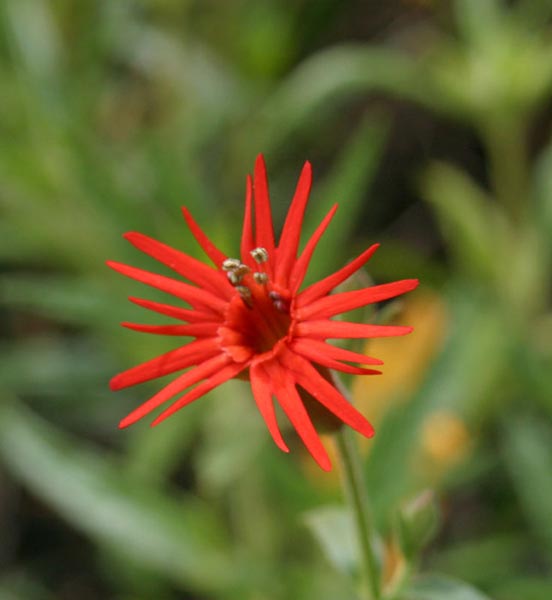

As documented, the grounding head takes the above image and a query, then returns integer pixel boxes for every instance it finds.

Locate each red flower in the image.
[108,155,418,470]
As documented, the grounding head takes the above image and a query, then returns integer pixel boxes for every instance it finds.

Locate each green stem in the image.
[336,427,381,600]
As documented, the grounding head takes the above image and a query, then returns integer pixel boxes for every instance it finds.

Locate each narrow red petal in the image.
[107,261,227,313]
[296,320,413,339]
[290,340,381,375]
[297,244,380,307]
[281,352,375,439]
[297,279,419,320]
[274,161,312,287]
[265,360,332,471]
[253,155,275,257]
[110,338,220,390]
[250,362,289,452]
[150,360,245,426]
[291,338,383,366]
[240,175,255,265]
[123,232,230,297]
[118,353,229,428]
[121,322,219,337]
[289,204,338,294]
[129,297,214,322]
[181,207,227,268]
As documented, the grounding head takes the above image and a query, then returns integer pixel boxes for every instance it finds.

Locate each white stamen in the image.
[236,285,252,298]
[236,285,253,308]
[222,258,242,271]
[253,272,268,284]
[250,247,269,263]
[227,271,241,285]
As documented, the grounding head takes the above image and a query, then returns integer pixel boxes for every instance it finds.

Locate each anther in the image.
[274,300,288,313]
[227,271,241,285]
[250,247,269,263]
[222,258,242,271]
[253,272,268,285]
[236,285,253,308]
[269,290,289,313]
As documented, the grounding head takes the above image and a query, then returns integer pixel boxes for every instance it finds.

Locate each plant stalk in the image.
[336,427,381,600]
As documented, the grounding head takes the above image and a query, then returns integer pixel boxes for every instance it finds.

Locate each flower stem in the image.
[336,427,381,600]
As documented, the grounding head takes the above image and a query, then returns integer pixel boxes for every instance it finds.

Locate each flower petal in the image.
[297,279,419,320]
[296,244,380,307]
[123,231,230,297]
[118,352,229,428]
[274,161,312,287]
[110,337,220,390]
[107,261,227,313]
[291,338,383,366]
[128,297,214,322]
[150,360,246,426]
[249,362,289,453]
[240,175,255,264]
[289,204,338,293]
[290,340,381,375]
[181,207,227,268]
[121,322,220,337]
[296,320,413,339]
[253,155,275,258]
[265,360,332,471]
[281,352,375,439]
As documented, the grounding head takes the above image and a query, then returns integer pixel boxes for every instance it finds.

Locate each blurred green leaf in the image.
[502,417,552,555]
[421,163,507,284]
[0,275,114,328]
[454,0,503,46]
[533,138,552,245]
[0,399,236,594]
[493,576,552,600]
[0,338,111,396]
[303,505,358,577]
[195,381,267,494]
[402,574,491,600]
[396,490,440,560]
[365,286,509,526]
[252,44,425,152]
[304,114,388,282]
[431,533,530,590]
[2,0,62,90]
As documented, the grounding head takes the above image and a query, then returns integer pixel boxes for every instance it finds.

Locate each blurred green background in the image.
[1,0,552,599]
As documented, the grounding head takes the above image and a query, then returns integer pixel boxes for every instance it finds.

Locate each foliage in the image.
[1,1,551,598]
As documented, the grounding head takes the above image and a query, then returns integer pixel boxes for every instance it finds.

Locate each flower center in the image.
[218,250,292,362]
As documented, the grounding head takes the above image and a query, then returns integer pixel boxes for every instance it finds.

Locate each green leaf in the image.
[533,138,552,245]
[303,505,358,577]
[396,490,440,560]
[0,400,236,594]
[0,275,116,328]
[304,114,388,282]
[421,163,508,284]
[365,286,509,526]
[253,44,426,152]
[492,576,552,600]
[402,574,491,600]
[431,533,530,589]
[454,0,503,46]
[502,417,552,555]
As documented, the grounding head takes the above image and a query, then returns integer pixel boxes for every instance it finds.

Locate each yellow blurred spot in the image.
[420,410,470,471]
[382,538,406,587]
[352,290,449,428]
[304,289,448,486]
